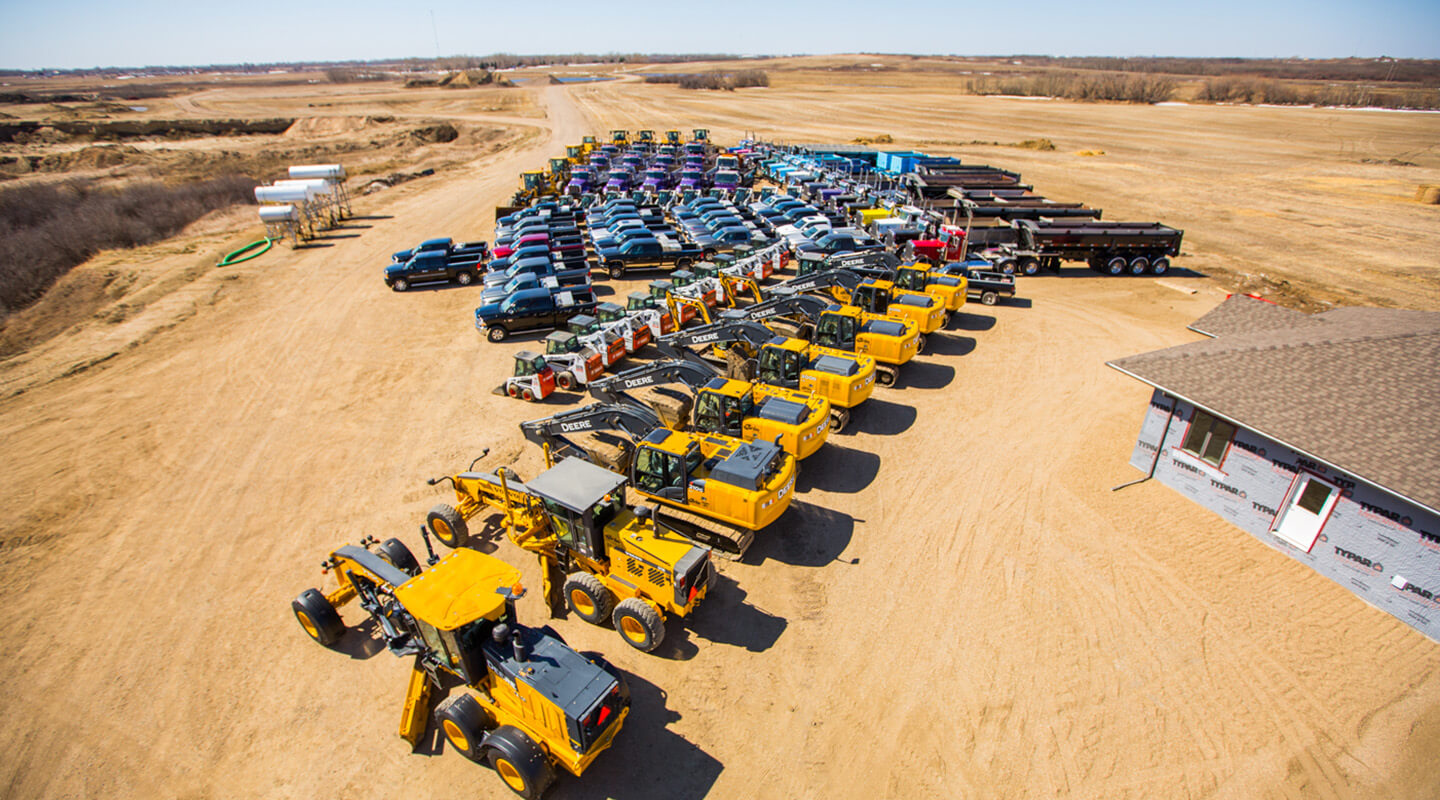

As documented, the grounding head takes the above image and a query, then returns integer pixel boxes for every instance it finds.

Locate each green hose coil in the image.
[217,238,273,267]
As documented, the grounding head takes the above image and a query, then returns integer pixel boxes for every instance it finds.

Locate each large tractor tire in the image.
[293,588,345,646]
[484,727,554,799]
[377,538,420,576]
[435,693,490,762]
[612,598,665,652]
[563,572,614,624]
[426,504,469,548]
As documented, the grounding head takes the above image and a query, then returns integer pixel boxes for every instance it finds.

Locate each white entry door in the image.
[1271,473,1339,552]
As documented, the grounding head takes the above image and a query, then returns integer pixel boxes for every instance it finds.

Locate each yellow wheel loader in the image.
[291,533,628,798]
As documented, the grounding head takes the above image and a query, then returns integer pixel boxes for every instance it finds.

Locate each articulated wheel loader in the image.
[424,454,713,652]
[588,357,831,460]
[518,403,797,559]
[657,318,876,432]
[291,532,629,799]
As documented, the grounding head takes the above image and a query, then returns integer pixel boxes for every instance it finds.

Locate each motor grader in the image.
[657,318,876,432]
[519,403,796,558]
[424,454,713,652]
[589,358,831,460]
[291,534,629,798]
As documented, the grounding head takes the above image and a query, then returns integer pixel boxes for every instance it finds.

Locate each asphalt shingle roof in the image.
[1108,300,1440,514]
[1187,294,1322,338]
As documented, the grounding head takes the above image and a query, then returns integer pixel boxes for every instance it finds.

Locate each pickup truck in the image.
[595,236,708,280]
[480,262,592,303]
[384,249,486,291]
[391,236,489,264]
[474,285,600,342]
[940,261,1017,306]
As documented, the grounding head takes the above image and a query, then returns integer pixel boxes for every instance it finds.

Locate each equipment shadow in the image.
[950,313,996,332]
[897,361,955,390]
[925,335,975,357]
[680,572,786,654]
[348,214,394,221]
[329,617,389,660]
[553,669,723,800]
[797,443,879,494]
[746,500,855,568]
[847,398,916,436]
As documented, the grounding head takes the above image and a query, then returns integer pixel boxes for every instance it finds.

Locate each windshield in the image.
[500,297,518,313]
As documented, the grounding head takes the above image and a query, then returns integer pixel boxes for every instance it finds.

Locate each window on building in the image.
[1181,410,1236,466]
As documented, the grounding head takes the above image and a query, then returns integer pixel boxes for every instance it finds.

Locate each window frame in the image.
[1180,409,1237,468]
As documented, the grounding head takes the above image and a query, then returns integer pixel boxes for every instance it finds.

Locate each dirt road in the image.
[0,78,1436,800]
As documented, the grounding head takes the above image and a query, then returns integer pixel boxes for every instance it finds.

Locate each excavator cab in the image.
[893,266,926,292]
[851,284,891,314]
[813,311,858,351]
[758,340,805,387]
[631,435,701,501]
[693,381,756,439]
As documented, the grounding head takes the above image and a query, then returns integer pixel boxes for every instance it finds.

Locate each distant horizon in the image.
[2,0,1436,72]
[4,52,1438,75]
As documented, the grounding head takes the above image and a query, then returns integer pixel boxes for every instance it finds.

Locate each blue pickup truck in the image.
[390,236,489,264]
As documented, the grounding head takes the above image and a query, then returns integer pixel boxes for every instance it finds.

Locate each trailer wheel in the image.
[484,727,554,799]
[456,271,474,286]
[1149,257,1170,275]
[1128,257,1149,275]
[487,325,508,343]
[293,588,345,646]
[981,291,998,306]
[376,538,420,576]
[392,278,409,292]
[564,573,614,624]
[1106,257,1128,275]
[1020,258,1041,276]
[607,262,625,280]
[555,371,576,391]
[435,693,490,762]
[426,503,469,548]
[613,598,665,652]
[999,260,1016,275]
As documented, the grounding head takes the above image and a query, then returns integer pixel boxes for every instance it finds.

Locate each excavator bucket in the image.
[398,658,432,748]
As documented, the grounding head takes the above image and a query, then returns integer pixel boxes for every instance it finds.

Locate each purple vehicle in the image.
[605,169,633,192]
[678,169,706,191]
[641,168,672,192]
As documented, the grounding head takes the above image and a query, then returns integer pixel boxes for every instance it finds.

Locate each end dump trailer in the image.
[980,219,1184,276]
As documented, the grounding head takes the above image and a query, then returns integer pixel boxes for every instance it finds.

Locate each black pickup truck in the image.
[940,260,1017,306]
[474,286,599,342]
[390,236,489,264]
[594,237,707,280]
[384,249,486,291]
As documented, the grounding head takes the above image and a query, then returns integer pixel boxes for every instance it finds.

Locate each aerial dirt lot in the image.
[1,58,1437,799]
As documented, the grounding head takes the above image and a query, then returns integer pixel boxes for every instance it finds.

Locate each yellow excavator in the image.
[893,261,969,313]
[291,532,628,798]
[739,280,919,385]
[519,403,796,559]
[657,318,876,431]
[424,452,713,652]
[588,358,831,460]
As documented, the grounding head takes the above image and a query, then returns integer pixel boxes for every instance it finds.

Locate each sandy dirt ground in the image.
[1,62,1438,800]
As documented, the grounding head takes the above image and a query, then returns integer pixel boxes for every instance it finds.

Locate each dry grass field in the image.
[0,56,1437,800]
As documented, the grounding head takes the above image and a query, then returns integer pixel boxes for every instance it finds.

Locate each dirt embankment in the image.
[0,118,296,144]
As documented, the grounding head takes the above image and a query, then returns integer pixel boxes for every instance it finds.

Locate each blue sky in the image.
[2,0,1436,70]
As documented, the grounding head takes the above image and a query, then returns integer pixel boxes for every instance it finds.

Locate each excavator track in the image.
[653,506,754,561]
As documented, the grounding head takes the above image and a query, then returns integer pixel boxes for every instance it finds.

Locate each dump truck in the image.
[589,358,831,460]
[520,403,796,558]
[424,454,713,652]
[291,534,629,798]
